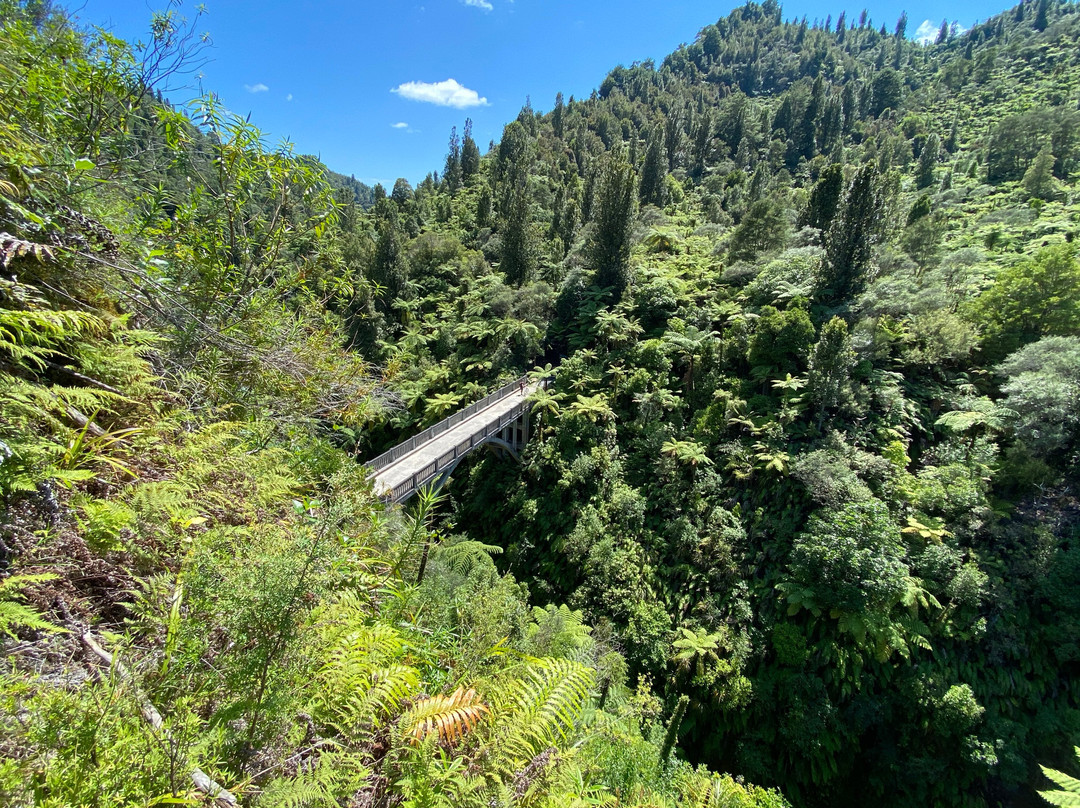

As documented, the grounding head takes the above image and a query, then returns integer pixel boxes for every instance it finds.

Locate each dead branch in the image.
[41,358,126,397]
[63,405,106,438]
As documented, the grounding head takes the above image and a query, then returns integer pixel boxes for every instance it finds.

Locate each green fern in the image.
[435,538,504,576]
[120,420,301,535]
[0,430,96,495]
[0,302,108,372]
[169,422,296,515]
[73,494,136,551]
[486,658,596,773]
[0,574,65,637]
[544,762,618,808]
[394,736,484,808]
[72,319,160,400]
[1,378,130,423]
[1040,748,1080,807]
[0,280,156,495]
[1,279,157,398]
[310,596,420,737]
[524,605,594,661]
[126,479,201,527]
[258,747,370,808]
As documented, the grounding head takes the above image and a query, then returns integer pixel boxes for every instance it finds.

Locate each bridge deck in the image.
[370,380,541,500]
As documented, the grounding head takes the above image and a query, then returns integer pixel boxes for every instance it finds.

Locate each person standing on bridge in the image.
[519,379,526,396]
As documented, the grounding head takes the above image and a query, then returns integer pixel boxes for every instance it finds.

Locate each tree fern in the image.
[525,605,593,661]
[435,539,503,576]
[658,695,689,770]
[1040,748,1080,807]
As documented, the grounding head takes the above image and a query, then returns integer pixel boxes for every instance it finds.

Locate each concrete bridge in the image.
[367,376,543,504]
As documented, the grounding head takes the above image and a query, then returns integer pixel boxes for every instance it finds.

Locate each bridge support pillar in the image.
[499,410,529,452]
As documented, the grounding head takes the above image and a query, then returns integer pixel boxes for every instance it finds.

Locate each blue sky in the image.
[75,0,992,187]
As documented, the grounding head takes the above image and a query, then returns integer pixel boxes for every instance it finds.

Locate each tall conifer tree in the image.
[589,155,636,299]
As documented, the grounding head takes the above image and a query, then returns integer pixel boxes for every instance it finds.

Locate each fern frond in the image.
[541,755,618,808]
[0,601,64,637]
[525,604,593,660]
[530,604,587,632]
[315,657,419,734]
[0,572,59,593]
[435,539,503,575]
[1,377,132,431]
[0,574,65,637]
[404,686,489,745]
[1039,790,1080,808]
[394,738,484,807]
[360,664,421,723]
[311,601,420,735]
[702,775,746,808]
[0,305,108,372]
[487,658,595,771]
[127,479,197,523]
[1041,750,1080,808]
[321,617,407,664]
[258,747,370,808]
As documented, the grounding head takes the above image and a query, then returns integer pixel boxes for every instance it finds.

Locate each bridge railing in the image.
[384,397,532,503]
[366,375,530,475]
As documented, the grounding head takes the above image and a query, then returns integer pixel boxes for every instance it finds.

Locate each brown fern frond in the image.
[0,232,55,268]
[404,686,489,745]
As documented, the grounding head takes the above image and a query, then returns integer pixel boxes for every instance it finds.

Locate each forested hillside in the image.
[0,0,1078,806]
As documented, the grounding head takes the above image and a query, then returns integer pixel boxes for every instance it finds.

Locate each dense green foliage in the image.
[1,0,1079,807]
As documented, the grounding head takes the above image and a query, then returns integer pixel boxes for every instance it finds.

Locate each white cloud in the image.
[391,78,489,108]
[244,82,269,93]
[286,93,293,102]
[462,0,493,10]
[914,20,938,44]
[391,122,409,129]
